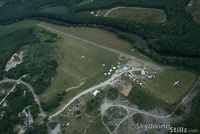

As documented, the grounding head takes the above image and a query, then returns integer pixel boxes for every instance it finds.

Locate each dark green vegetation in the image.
[25,123,48,134]
[4,29,59,94]
[128,85,158,110]
[107,88,119,100]
[42,91,66,112]
[0,0,200,73]
[0,84,43,134]
[0,83,13,90]
[187,0,200,23]
[86,91,105,116]
[172,83,200,132]
[0,28,37,79]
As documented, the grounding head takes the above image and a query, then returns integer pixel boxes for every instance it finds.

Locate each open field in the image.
[38,22,198,113]
[40,22,155,63]
[187,0,200,23]
[38,25,120,104]
[98,7,166,23]
[142,68,198,103]
[1,21,197,112]
[40,6,69,16]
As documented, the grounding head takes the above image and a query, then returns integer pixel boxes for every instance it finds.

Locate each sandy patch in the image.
[65,82,85,92]
[51,123,61,134]
[120,82,132,96]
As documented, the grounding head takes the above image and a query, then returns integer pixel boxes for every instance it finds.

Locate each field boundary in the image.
[103,6,167,23]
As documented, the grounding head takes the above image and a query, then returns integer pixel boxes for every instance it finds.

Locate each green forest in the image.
[0,84,43,134]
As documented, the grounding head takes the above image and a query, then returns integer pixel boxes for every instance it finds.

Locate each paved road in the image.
[0,84,16,105]
[38,24,163,70]
[0,78,47,118]
[0,78,53,134]
[104,6,167,23]
[49,70,129,119]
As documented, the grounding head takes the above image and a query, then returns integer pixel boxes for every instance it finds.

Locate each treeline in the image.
[86,91,105,115]
[42,91,66,112]
[0,84,40,134]
[107,88,119,100]
[25,123,48,134]
[4,29,58,94]
[0,28,38,79]
[128,85,158,110]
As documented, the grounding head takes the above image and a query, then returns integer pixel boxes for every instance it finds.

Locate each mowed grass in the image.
[104,7,166,23]
[38,28,119,103]
[187,0,200,23]
[40,6,69,16]
[40,22,155,63]
[142,68,198,103]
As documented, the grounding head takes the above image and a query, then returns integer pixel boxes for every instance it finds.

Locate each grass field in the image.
[98,7,166,23]
[1,20,197,111]
[187,0,200,23]
[40,22,154,62]
[142,68,198,103]
[40,6,69,16]
[38,22,198,110]
[38,22,156,106]
[38,25,120,104]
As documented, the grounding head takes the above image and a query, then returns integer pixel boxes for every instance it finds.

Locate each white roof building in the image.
[141,69,145,75]
[93,90,100,96]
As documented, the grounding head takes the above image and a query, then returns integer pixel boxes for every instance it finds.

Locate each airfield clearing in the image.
[38,22,197,115]
[96,7,166,23]
[187,0,200,23]
[38,30,119,104]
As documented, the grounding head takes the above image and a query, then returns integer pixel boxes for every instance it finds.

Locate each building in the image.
[141,69,145,75]
[93,90,100,96]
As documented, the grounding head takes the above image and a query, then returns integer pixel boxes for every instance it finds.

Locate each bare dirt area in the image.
[120,82,132,96]
[65,81,85,92]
